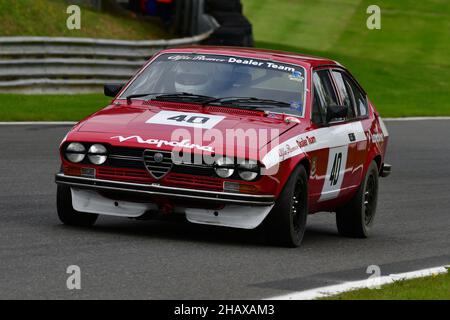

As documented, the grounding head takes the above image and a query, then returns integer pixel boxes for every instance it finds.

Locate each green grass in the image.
[0,0,170,121]
[323,271,450,300]
[243,0,450,117]
[0,94,109,121]
[1,0,449,120]
[0,0,170,39]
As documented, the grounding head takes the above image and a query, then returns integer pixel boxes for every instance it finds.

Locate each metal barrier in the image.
[0,30,213,94]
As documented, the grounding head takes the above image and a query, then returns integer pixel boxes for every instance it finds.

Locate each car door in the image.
[338,70,373,185]
[309,68,365,204]
[328,69,368,196]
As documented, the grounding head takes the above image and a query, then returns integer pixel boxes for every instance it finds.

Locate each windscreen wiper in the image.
[151,92,215,102]
[125,92,215,105]
[125,93,161,105]
[204,97,291,108]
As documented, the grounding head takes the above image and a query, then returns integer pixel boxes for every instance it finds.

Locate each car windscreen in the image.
[120,53,306,115]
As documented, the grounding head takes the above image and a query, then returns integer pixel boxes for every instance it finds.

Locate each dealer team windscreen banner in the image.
[121,53,306,116]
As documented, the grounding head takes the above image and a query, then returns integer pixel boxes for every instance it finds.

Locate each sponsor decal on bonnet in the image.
[110,135,214,153]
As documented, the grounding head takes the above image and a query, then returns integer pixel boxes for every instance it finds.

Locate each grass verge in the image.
[0,0,170,40]
[243,0,450,117]
[0,94,109,121]
[1,0,449,120]
[256,41,450,117]
[323,271,450,300]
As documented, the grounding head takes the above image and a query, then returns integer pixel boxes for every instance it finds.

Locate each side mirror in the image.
[326,105,348,123]
[104,83,125,98]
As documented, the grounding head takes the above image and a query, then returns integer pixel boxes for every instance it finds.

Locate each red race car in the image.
[55,47,391,247]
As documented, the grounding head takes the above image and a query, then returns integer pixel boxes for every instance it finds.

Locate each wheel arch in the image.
[298,157,311,178]
[360,150,383,183]
[272,154,311,197]
[373,154,382,172]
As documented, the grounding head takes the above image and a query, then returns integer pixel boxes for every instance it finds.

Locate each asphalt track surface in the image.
[0,120,449,299]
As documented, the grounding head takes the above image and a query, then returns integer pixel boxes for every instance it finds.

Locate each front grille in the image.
[65,147,225,190]
[109,156,146,169]
[108,157,215,177]
[97,167,151,182]
[165,173,223,190]
[143,149,173,179]
[108,147,216,177]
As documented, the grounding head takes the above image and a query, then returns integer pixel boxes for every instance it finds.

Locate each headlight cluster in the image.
[215,157,235,178]
[65,143,108,165]
[214,157,260,181]
[88,144,108,165]
[65,142,86,163]
[237,160,259,181]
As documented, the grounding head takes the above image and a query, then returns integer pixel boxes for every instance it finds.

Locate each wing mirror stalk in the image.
[104,83,125,98]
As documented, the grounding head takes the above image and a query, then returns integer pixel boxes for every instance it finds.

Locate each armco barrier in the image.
[0,30,213,94]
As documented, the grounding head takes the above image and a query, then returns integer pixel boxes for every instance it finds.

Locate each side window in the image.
[347,78,368,117]
[312,70,338,124]
[312,90,323,123]
[332,71,356,119]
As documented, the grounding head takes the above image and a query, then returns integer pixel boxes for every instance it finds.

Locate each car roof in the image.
[160,46,340,69]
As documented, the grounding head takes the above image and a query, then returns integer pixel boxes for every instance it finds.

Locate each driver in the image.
[174,62,216,95]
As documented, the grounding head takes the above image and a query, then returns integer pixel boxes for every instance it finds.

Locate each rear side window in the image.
[347,78,368,117]
[332,71,356,119]
[312,70,338,124]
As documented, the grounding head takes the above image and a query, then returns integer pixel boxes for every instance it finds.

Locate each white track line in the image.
[1,117,450,125]
[266,266,449,300]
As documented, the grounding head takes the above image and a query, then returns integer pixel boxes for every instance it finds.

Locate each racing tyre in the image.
[265,165,308,247]
[336,161,379,238]
[57,185,98,227]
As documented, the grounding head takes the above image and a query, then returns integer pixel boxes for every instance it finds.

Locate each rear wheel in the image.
[336,161,379,238]
[265,165,308,247]
[57,185,98,227]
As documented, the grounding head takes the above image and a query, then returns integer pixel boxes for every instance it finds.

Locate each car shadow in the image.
[55,215,343,249]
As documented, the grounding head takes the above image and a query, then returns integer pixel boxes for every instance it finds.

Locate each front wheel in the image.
[336,161,379,238]
[264,165,308,247]
[57,185,98,227]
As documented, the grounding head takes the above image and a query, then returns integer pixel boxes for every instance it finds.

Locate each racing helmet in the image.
[174,62,215,95]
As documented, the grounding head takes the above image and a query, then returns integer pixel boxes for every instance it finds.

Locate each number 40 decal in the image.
[329,152,342,186]
[146,110,225,129]
[167,115,209,124]
[319,146,348,202]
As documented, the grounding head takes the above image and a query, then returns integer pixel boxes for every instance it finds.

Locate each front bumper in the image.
[55,173,275,206]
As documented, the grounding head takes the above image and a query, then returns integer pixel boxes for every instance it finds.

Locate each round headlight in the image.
[88,144,107,165]
[215,157,235,178]
[238,160,259,181]
[65,142,86,163]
